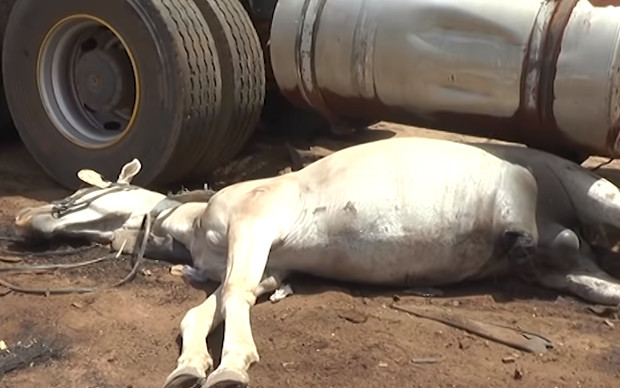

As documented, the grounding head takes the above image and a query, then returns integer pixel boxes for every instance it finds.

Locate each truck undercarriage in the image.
[0,0,619,188]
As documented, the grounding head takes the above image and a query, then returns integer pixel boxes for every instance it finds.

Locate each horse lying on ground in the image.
[13,137,620,388]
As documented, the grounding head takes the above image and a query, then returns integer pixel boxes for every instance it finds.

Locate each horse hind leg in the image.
[535,247,620,305]
[566,171,620,229]
[519,221,620,305]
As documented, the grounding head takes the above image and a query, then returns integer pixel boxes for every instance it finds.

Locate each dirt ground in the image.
[1,124,620,388]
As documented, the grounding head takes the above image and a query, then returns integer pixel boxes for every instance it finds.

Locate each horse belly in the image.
[273,147,508,286]
[272,212,499,286]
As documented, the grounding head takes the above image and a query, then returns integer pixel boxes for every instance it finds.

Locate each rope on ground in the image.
[0,254,115,273]
[0,244,98,257]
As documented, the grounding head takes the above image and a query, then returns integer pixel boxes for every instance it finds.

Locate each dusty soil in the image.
[1,124,620,388]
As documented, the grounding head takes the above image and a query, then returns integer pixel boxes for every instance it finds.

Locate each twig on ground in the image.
[389,302,553,354]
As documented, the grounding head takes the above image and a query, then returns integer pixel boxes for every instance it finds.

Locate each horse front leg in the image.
[204,221,275,388]
[162,270,286,388]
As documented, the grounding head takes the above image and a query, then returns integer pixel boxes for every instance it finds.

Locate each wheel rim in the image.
[37,15,139,149]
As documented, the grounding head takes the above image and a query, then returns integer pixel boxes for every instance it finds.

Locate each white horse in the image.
[14,137,620,388]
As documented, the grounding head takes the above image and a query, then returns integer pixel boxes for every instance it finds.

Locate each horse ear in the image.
[77,169,112,188]
[117,158,142,184]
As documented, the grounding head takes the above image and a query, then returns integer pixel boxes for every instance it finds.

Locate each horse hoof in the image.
[161,366,205,388]
[203,368,249,388]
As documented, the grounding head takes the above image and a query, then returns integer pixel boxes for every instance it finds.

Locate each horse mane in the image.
[166,184,218,203]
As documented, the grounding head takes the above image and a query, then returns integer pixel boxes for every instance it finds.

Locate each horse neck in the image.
[155,202,208,249]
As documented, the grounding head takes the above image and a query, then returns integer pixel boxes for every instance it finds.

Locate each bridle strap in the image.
[51,184,142,218]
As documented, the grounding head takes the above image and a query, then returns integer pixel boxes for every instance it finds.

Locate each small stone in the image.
[281,361,297,371]
[338,309,368,324]
[513,368,524,380]
[170,265,185,277]
[502,356,516,364]
[140,268,153,277]
[458,338,471,350]
[603,319,615,328]
[452,300,460,307]
[72,301,84,309]
[378,362,388,367]
[269,284,294,303]
[0,340,7,350]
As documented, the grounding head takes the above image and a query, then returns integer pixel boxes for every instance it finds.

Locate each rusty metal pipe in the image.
[270,0,620,157]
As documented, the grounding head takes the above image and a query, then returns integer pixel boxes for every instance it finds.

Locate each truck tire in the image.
[2,0,265,189]
[0,0,17,141]
[190,0,266,177]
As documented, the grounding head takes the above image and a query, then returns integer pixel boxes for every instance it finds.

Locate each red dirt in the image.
[1,124,619,388]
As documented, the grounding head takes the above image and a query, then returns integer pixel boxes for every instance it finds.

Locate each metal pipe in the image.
[270,0,620,157]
